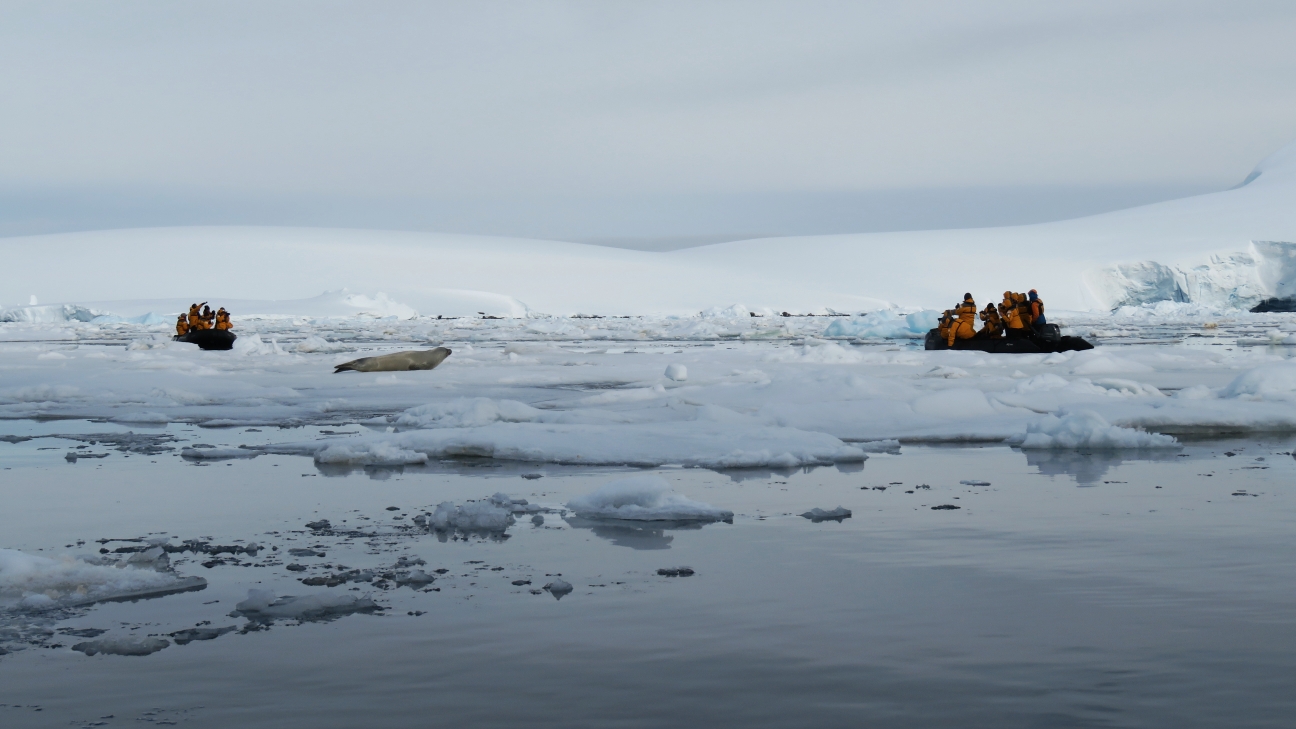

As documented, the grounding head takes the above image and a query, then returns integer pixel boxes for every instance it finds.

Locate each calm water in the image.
[2,421,1295,728]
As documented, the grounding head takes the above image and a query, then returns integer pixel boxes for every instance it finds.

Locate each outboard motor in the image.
[1036,324,1061,344]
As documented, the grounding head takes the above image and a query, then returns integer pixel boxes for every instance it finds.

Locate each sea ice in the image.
[230,589,379,621]
[1010,410,1181,450]
[800,507,852,522]
[424,500,516,532]
[567,475,733,522]
[0,548,196,610]
[71,636,170,657]
[543,579,573,599]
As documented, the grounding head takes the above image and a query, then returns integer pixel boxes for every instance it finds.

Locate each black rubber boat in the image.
[924,324,1093,353]
[174,329,237,351]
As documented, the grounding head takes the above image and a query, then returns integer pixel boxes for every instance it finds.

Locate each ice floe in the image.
[1009,411,1181,450]
[71,636,170,657]
[230,589,380,621]
[0,548,204,611]
[567,475,733,522]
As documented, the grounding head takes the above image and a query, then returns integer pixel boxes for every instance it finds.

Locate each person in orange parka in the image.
[214,308,233,331]
[187,303,207,331]
[1000,292,1028,338]
[977,303,1003,338]
[175,313,189,337]
[946,293,978,346]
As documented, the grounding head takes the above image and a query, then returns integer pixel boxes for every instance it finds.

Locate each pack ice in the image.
[2,143,1296,456]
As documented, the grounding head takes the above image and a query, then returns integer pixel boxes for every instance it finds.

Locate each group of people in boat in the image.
[175,302,232,336]
[939,289,1046,347]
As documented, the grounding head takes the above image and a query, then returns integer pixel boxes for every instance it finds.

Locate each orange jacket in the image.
[947,301,977,345]
[1001,294,1026,329]
[979,306,1002,336]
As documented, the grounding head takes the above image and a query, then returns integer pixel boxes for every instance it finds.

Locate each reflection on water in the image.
[562,516,714,549]
[1021,448,1182,484]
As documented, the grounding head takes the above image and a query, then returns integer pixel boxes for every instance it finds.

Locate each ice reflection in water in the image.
[1021,448,1182,484]
[562,516,715,550]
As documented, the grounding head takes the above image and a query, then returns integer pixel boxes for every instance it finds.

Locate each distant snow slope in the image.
[3,143,1294,316]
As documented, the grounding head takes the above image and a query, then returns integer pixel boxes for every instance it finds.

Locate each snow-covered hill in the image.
[3,142,1294,317]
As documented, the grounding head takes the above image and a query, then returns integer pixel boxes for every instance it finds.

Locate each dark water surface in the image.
[2,422,1295,728]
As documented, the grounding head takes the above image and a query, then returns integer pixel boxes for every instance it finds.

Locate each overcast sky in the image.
[3,1,1295,242]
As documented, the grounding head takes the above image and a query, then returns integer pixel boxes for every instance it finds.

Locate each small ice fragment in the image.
[931,504,961,510]
[512,579,531,586]
[286,564,307,572]
[664,364,688,382]
[543,579,573,599]
[231,588,379,621]
[72,637,170,657]
[288,548,324,558]
[800,507,851,522]
[305,520,331,531]
[959,480,991,487]
[531,514,544,526]
[169,626,236,645]
[521,473,543,480]
[394,570,435,588]
[656,567,695,577]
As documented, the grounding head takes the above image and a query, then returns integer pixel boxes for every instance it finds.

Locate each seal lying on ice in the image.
[333,347,452,373]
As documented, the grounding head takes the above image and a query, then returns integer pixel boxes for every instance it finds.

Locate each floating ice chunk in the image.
[169,626,236,645]
[800,506,851,522]
[959,480,991,486]
[543,578,573,599]
[393,570,435,588]
[231,589,379,620]
[1010,411,1180,450]
[426,500,515,532]
[315,441,427,466]
[72,637,169,657]
[125,547,170,571]
[822,310,937,339]
[664,363,688,381]
[1218,363,1296,401]
[567,475,733,522]
[0,548,196,610]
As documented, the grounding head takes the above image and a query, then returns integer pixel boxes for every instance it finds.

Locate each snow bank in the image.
[0,548,190,609]
[566,475,733,522]
[1010,411,1180,450]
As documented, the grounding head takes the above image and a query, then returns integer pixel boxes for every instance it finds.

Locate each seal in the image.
[333,347,453,373]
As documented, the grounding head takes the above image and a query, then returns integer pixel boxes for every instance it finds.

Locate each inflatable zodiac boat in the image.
[174,329,237,350]
[924,324,1093,353]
